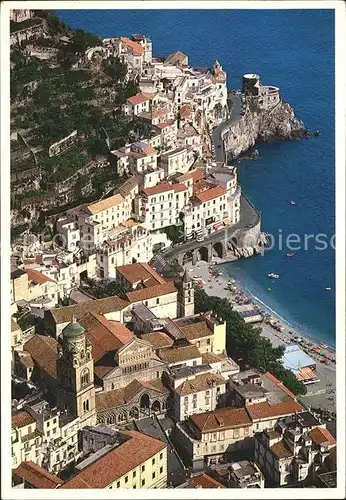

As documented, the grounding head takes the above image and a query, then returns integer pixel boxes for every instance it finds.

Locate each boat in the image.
[268,273,280,279]
[290,200,296,206]
[286,252,295,257]
[325,287,332,291]
[267,287,272,292]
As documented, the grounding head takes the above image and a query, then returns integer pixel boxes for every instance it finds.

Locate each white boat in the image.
[268,273,280,279]
[325,287,332,291]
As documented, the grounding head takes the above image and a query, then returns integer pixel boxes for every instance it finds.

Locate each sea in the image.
[57,9,335,347]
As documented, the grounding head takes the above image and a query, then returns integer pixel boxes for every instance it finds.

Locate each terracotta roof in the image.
[158,344,201,364]
[140,331,174,349]
[189,473,226,489]
[195,185,227,204]
[116,262,165,287]
[124,282,177,303]
[120,37,143,56]
[191,407,252,433]
[270,439,294,459]
[60,430,166,488]
[13,461,63,489]
[25,268,56,285]
[87,193,124,215]
[143,182,187,197]
[201,351,225,364]
[175,372,226,396]
[12,410,36,429]
[49,296,129,324]
[179,104,193,118]
[264,372,296,400]
[11,318,21,332]
[23,335,58,379]
[16,351,34,369]
[308,427,336,446]
[120,218,138,228]
[127,93,151,105]
[165,51,188,65]
[296,366,319,382]
[177,169,205,183]
[180,320,213,340]
[246,400,303,421]
[83,312,134,362]
[156,119,176,129]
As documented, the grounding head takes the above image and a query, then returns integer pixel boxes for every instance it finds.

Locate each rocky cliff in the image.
[223,101,306,159]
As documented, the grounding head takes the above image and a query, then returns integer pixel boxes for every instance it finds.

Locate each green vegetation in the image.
[80,277,131,299]
[163,225,185,244]
[13,309,37,331]
[102,57,127,83]
[194,287,307,396]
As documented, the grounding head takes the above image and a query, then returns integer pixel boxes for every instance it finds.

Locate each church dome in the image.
[62,318,85,341]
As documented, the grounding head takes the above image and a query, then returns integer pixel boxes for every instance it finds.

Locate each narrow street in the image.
[212,93,242,163]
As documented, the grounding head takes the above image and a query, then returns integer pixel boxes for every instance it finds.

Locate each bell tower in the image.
[178,270,195,318]
[56,318,96,427]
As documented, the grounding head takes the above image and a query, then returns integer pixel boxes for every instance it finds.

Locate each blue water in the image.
[57,9,335,346]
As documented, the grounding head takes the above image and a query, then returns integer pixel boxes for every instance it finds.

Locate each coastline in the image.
[187,259,336,415]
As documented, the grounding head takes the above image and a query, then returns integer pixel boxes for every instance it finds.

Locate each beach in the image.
[187,259,336,416]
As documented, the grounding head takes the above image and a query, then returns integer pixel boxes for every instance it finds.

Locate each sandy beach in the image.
[187,259,336,415]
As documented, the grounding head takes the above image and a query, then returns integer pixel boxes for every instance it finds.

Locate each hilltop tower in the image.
[178,270,195,318]
[56,318,96,427]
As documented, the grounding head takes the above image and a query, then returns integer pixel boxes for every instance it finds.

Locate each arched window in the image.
[81,368,90,387]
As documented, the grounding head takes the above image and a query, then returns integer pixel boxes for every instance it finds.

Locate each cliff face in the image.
[223,101,306,159]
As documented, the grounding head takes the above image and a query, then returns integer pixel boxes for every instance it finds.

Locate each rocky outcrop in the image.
[223,101,306,159]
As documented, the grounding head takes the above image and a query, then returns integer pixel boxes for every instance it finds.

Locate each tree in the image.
[103,57,127,83]
[194,286,307,395]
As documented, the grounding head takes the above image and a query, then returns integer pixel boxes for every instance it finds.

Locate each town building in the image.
[242,73,280,110]
[60,429,168,489]
[12,410,43,469]
[254,411,336,486]
[175,406,253,470]
[12,461,64,489]
[228,460,265,488]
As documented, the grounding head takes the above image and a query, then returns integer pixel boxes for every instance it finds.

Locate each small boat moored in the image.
[325,287,332,291]
[286,252,295,257]
[290,200,296,206]
[268,273,280,279]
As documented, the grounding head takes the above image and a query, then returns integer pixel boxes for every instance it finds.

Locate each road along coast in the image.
[186,260,336,417]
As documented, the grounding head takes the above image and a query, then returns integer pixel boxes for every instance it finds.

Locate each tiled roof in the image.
[189,473,226,489]
[180,320,213,340]
[143,181,187,197]
[165,51,188,65]
[179,104,193,118]
[156,119,176,129]
[195,185,227,203]
[270,439,294,459]
[60,430,166,488]
[246,400,303,421]
[12,410,36,429]
[124,282,177,303]
[175,372,226,396]
[13,461,63,489]
[23,335,58,379]
[263,372,296,400]
[87,193,124,215]
[201,352,225,365]
[177,169,205,183]
[25,268,56,284]
[116,262,165,286]
[308,427,336,446]
[127,93,151,105]
[49,296,129,324]
[84,312,134,362]
[140,331,174,349]
[11,318,21,332]
[191,407,252,433]
[158,344,201,364]
[16,351,34,369]
[120,37,143,56]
